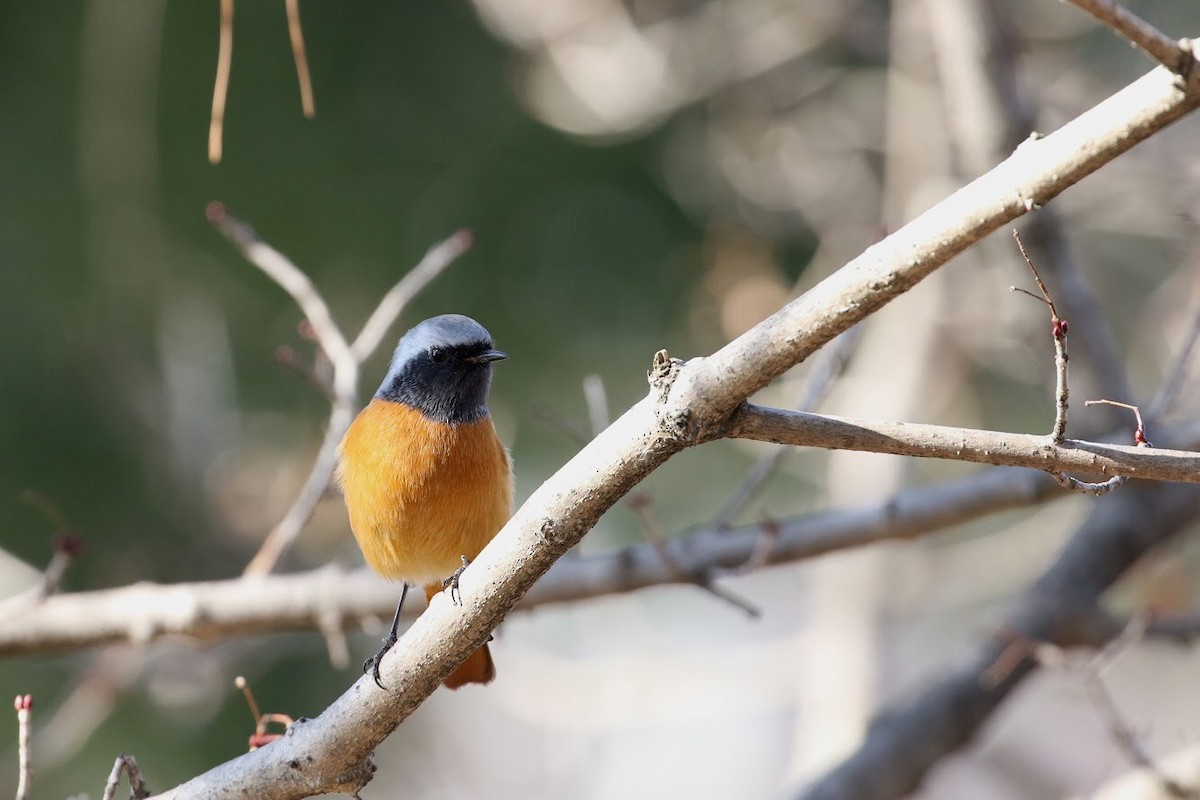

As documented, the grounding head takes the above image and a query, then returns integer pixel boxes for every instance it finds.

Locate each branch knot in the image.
[647,349,684,402]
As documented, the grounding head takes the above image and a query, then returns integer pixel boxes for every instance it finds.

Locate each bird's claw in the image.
[443,555,470,606]
[363,632,398,690]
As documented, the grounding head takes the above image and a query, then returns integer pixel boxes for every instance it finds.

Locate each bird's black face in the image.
[375,315,507,424]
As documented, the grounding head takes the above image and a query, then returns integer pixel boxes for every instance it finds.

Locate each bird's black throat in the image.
[376,348,494,425]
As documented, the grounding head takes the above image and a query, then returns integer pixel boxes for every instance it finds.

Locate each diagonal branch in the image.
[1064,0,1195,75]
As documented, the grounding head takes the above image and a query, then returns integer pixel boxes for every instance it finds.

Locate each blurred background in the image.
[2,0,1200,797]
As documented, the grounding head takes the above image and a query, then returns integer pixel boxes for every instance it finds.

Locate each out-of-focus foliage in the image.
[2,1,1200,797]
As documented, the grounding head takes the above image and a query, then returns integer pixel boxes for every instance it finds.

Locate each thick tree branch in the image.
[89,44,1199,796]
[728,405,1200,483]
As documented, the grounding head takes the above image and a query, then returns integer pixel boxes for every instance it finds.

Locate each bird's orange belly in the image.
[338,399,513,584]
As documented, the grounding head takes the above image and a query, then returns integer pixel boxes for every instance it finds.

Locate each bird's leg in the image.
[443,555,470,605]
[363,582,408,689]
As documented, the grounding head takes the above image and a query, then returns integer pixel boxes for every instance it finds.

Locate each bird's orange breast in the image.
[337,399,513,584]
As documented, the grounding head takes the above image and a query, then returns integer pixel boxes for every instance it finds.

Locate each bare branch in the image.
[1011,229,1071,443]
[0,466,1064,657]
[208,0,233,164]
[727,405,1200,484]
[1052,471,1127,495]
[0,491,85,613]
[284,0,314,119]
[103,754,151,800]
[214,205,357,578]
[1022,212,1135,413]
[1064,0,1194,75]
[207,203,354,371]
[1086,399,1151,446]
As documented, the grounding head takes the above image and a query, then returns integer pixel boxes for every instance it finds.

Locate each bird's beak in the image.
[465,349,508,364]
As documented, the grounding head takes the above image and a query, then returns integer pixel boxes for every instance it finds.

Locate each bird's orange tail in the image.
[425,584,496,689]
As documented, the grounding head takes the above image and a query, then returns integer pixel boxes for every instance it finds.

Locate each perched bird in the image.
[338,314,512,689]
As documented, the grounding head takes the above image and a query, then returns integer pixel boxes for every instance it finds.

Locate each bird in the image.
[337,314,512,690]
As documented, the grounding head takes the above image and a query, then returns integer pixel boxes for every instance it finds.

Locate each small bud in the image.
[205,201,227,223]
[52,534,85,556]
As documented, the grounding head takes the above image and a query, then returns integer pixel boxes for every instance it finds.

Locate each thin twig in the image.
[1063,0,1194,75]
[1082,616,1198,799]
[236,676,294,750]
[1052,472,1126,495]
[208,0,234,164]
[1086,399,1151,446]
[1011,229,1070,443]
[103,754,150,800]
[209,203,357,576]
[12,490,84,604]
[284,0,315,119]
[208,203,355,371]
[242,404,353,577]
[1021,618,1197,797]
[711,327,861,528]
[1053,400,1152,494]
[235,676,263,727]
[14,694,31,800]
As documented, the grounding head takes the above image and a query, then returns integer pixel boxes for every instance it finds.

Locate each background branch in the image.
[1064,0,1194,74]
[0,464,1062,657]
[797,480,1200,800]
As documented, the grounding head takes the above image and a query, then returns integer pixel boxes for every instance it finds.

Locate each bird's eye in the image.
[429,347,448,363]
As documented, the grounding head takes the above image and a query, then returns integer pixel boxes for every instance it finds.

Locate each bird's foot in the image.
[362,631,398,690]
[443,555,470,606]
